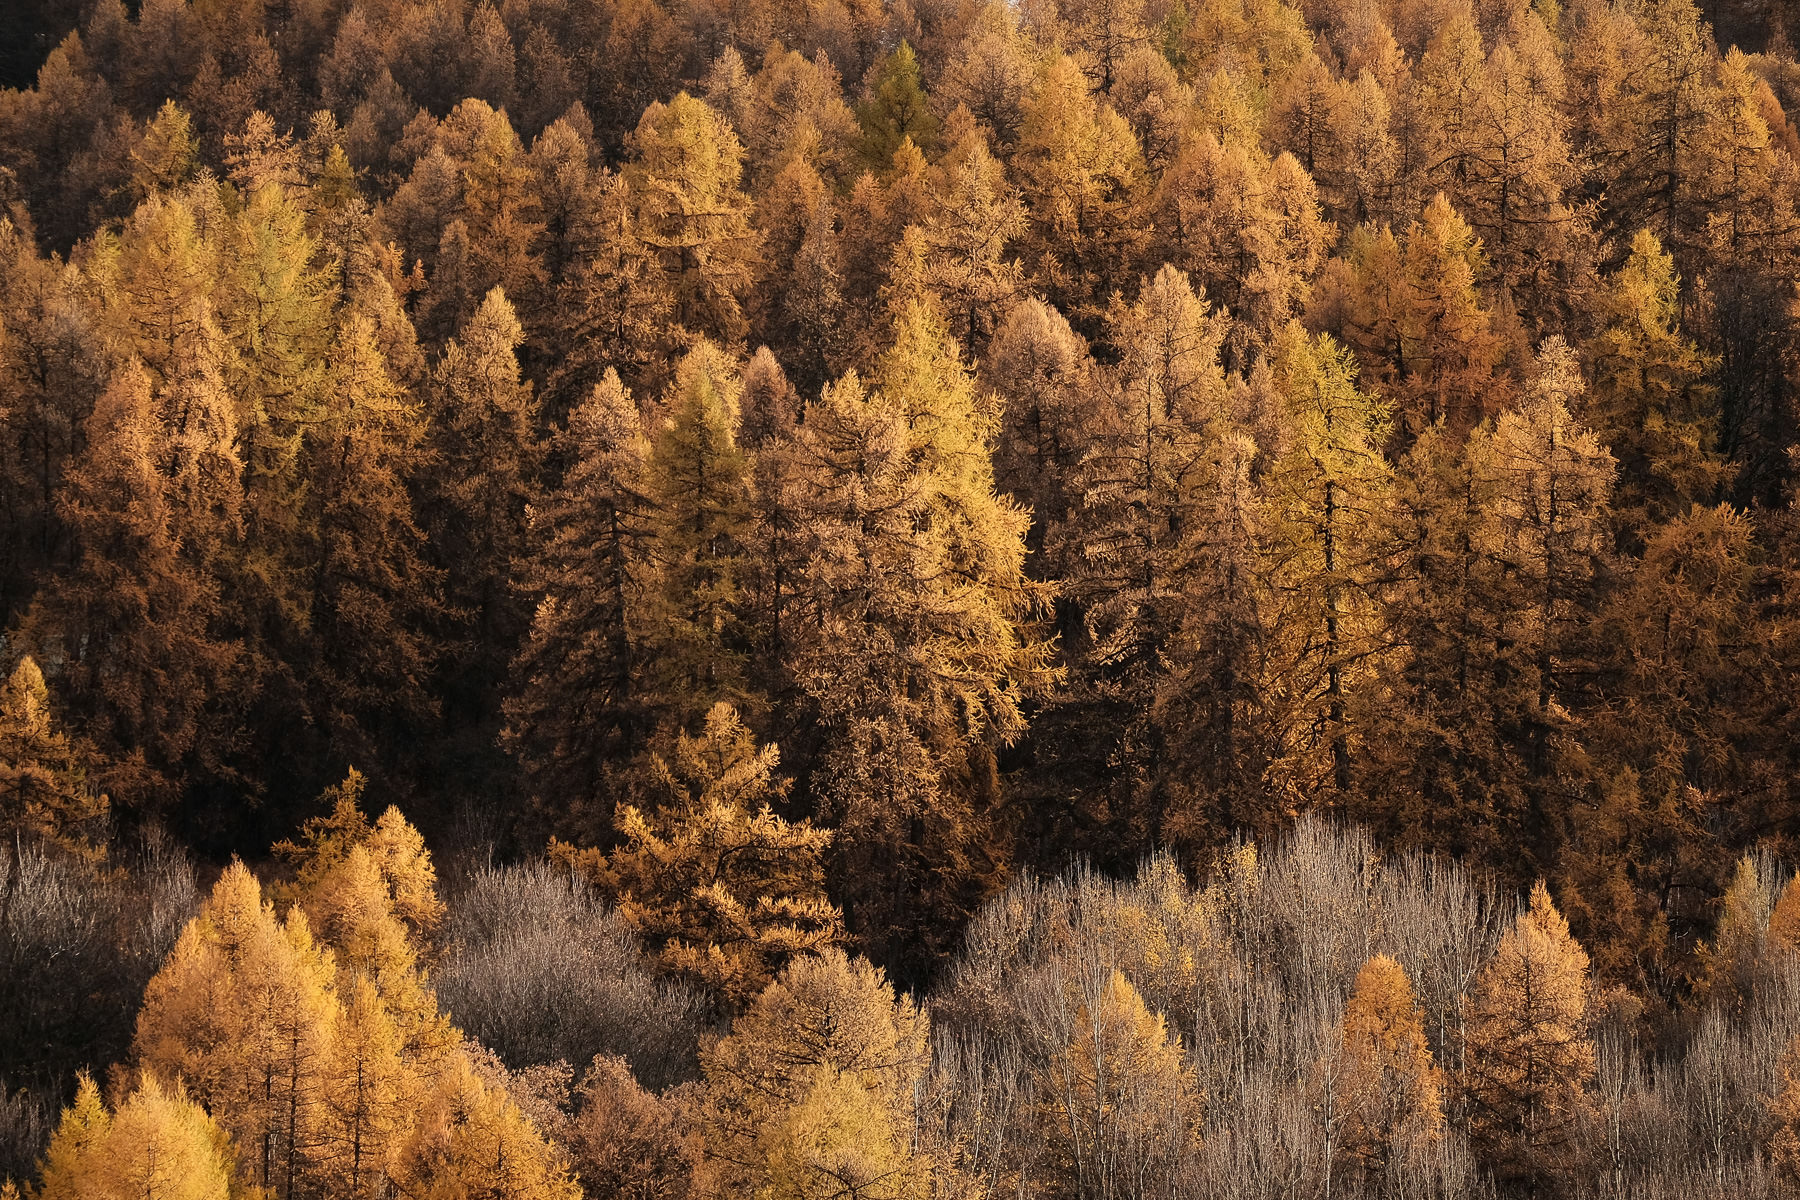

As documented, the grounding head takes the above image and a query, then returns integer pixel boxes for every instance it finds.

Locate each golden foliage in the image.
[37,1072,233,1200]
[0,656,107,856]
[1334,954,1443,1173]
[1461,881,1598,1186]
[695,949,934,1198]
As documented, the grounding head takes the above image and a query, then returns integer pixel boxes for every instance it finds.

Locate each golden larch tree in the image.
[1461,880,1599,1190]
[554,701,841,1009]
[1334,954,1444,1177]
[695,948,934,1200]
[0,655,107,856]
[36,1072,234,1200]
[132,860,338,1196]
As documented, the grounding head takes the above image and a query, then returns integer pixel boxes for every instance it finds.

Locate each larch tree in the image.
[33,1073,115,1200]
[273,767,446,939]
[1608,0,1718,258]
[1156,424,1272,848]
[1329,67,1401,228]
[1324,194,1506,443]
[694,948,934,1200]
[1576,504,1771,979]
[317,973,410,1199]
[89,192,218,414]
[424,286,543,723]
[0,222,107,629]
[1064,0,1153,93]
[1580,228,1722,535]
[983,297,1102,575]
[1260,322,1392,804]
[505,369,655,835]
[129,100,199,201]
[1696,853,1774,1012]
[1771,871,1800,952]
[1025,965,1200,1200]
[1013,53,1146,321]
[1464,339,1615,862]
[1698,48,1793,263]
[627,92,761,345]
[23,359,240,798]
[272,785,573,1198]
[548,171,678,404]
[856,42,940,169]
[886,131,1028,354]
[641,340,754,720]
[938,4,1037,151]
[554,701,841,1010]
[1398,194,1509,433]
[778,197,849,395]
[216,176,331,587]
[0,655,107,856]
[287,843,451,1070]
[1065,265,1228,695]
[1052,265,1244,844]
[390,1052,580,1200]
[1413,11,1574,283]
[132,861,339,1197]
[297,296,439,770]
[458,103,547,311]
[1150,131,1271,351]
[1333,954,1444,1179]
[782,301,1055,974]
[1461,880,1599,1191]
[1359,412,1496,852]
[36,1072,234,1200]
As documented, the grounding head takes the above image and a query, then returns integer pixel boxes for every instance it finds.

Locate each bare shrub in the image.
[0,1078,51,1186]
[0,830,194,1091]
[436,861,705,1089]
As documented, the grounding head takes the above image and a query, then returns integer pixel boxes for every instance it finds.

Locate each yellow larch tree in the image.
[1261,322,1392,803]
[694,948,934,1200]
[1698,853,1774,1012]
[640,341,754,721]
[1461,880,1599,1190]
[1579,228,1721,534]
[392,1052,579,1200]
[132,860,338,1197]
[627,92,761,344]
[300,840,456,1071]
[0,655,107,857]
[884,132,1027,353]
[317,974,410,1199]
[782,299,1055,973]
[1334,954,1444,1178]
[554,700,842,1009]
[1030,966,1200,1199]
[36,1072,234,1200]
[1770,871,1800,953]
[274,767,446,937]
[505,368,656,833]
[1013,52,1145,321]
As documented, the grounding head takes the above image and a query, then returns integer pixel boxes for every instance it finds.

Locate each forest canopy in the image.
[5,0,1800,1196]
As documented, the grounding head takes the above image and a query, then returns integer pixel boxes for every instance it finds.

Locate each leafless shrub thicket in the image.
[436,861,707,1089]
[0,829,195,1178]
[928,821,1800,1198]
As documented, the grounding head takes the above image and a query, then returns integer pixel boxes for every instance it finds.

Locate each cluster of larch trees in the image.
[19,800,1800,1198]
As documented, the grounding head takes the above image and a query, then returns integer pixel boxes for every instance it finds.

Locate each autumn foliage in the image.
[4,0,1800,1196]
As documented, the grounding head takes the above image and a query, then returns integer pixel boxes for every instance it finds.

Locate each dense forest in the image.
[7,0,1800,1194]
